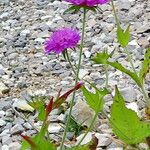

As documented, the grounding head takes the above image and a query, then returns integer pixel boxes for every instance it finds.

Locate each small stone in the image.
[20,29,30,37]
[79,69,89,79]
[0,12,9,20]
[84,50,91,58]
[120,87,137,102]
[2,134,11,145]
[139,143,149,149]
[76,132,93,145]
[0,119,6,126]
[0,82,10,94]
[137,37,149,48]
[1,145,9,150]
[0,110,5,117]
[0,0,10,4]
[107,148,123,150]
[0,129,9,136]
[72,99,100,130]
[48,123,63,133]
[23,122,32,129]
[66,132,75,140]
[126,102,140,117]
[13,99,34,112]
[9,142,21,150]
[10,124,24,135]
[28,89,47,96]
[95,133,112,147]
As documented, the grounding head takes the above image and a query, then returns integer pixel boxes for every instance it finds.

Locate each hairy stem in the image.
[60,8,87,150]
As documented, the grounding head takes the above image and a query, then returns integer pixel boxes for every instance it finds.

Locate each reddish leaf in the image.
[53,82,84,109]
[20,134,37,148]
[45,96,53,117]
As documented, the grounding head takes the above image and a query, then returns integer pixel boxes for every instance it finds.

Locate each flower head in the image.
[65,0,109,7]
[44,28,80,54]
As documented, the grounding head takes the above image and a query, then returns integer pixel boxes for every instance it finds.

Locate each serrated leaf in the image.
[117,25,130,47]
[139,48,150,84]
[81,86,108,112]
[29,99,46,121]
[110,86,150,144]
[107,61,142,87]
[92,51,110,65]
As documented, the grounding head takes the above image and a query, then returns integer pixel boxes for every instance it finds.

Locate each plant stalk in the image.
[59,8,87,150]
[76,111,98,147]
[111,0,150,107]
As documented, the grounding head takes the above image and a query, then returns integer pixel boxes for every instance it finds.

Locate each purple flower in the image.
[65,0,109,7]
[44,28,80,54]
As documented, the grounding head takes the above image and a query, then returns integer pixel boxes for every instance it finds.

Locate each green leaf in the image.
[139,48,150,84]
[92,51,110,65]
[21,123,56,150]
[68,116,84,136]
[110,86,150,144]
[92,51,142,87]
[107,61,142,87]
[117,25,130,47]
[66,145,89,150]
[63,5,81,14]
[29,97,46,121]
[20,140,31,150]
[81,86,108,112]
[37,106,46,121]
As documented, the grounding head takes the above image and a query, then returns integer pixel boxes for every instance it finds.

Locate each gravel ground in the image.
[0,0,150,149]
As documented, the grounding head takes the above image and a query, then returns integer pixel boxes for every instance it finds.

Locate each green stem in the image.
[76,111,98,146]
[110,0,119,26]
[124,47,137,75]
[104,64,109,89]
[124,47,150,107]
[60,8,87,150]
[111,0,150,107]
[66,50,77,76]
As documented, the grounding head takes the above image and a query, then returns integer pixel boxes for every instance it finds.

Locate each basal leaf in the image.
[139,48,150,84]
[117,25,130,47]
[81,86,108,112]
[110,86,150,144]
[107,61,142,87]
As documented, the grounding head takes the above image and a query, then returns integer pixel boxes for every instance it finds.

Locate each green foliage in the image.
[68,116,84,136]
[110,86,150,144]
[117,25,130,47]
[92,51,110,65]
[107,61,141,87]
[29,96,47,121]
[139,48,150,84]
[81,86,109,113]
[21,122,56,150]
[66,145,89,150]
[92,51,142,87]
